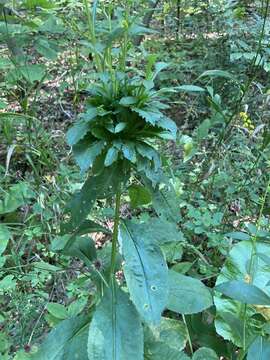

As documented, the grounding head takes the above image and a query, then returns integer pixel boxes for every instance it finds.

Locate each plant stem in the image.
[182,314,193,355]
[110,187,122,279]
[83,0,103,73]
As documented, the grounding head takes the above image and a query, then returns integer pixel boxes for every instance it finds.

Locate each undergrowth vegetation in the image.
[0,0,270,359]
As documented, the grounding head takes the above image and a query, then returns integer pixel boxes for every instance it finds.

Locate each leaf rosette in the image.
[67,72,177,182]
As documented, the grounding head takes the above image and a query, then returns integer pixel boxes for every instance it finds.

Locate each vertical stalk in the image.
[110,187,122,278]
[176,0,181,40]
[83,0,103,73]
[182,314,193,355]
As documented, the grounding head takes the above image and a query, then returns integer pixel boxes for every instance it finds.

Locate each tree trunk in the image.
[133,0,160,46]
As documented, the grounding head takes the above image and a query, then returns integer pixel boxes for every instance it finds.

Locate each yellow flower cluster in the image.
[239,112,255,132]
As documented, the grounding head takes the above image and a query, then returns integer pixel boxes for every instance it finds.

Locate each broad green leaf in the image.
[73,139,105,173]
[136,143,161,170]
[128,185,152,208]
[192,347,218,360]
[120,220,168,325]
[172,262,193,274]
[129,23,157,36]
[162,242,183,263]
[119,96,137,106]
[13,349,34,359]
[32,316,89,360]
[121,142,136,162]
[187,313,229,357]
[104,147,119,167]
[216,281,270,305]
[46,303,68,320]
[65,166,122,231]
[157,117,177,139]
[0,100,7,109]
[68,298,87,317]
[39,16,65,33]
[167,270,213,314]
[88,285,143,360]
[247,336,270,360]
[144,317,187,358]
[0,224,11,255]
[19,64,46,83]
[62,236,97,267]
[0,332,10,353]
[33,261,60,272]
[214,241,270,346]
[199,70,237,82]
[177,85,205,92]
[151,185,180,223]
[66,122,90,146]
[225,232,251,241]
[196,119,211,140]
[133,108,162,125]
[35,38,58,60]
[0,182,34,214]
[114,122,127,133]
[0,275,16,293]
[145,345,190,360]
[144,218,184,244]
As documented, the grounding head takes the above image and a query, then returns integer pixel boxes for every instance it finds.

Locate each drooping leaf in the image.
[32,316,89,360]
[199,70,238,82]
[88,284,143,360]
[167,270,213,314]
[120,220,168,325]
[215,281,270,305]
[152,62,169,80]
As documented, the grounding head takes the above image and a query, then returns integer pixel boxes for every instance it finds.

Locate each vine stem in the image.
[110,187,122,278]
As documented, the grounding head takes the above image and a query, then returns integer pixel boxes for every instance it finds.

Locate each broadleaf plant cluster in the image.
[1,0,270,359]
[32,3,214,360]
